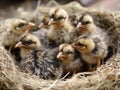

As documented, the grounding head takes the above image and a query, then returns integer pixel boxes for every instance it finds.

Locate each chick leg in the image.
[88,64,93,71]
[25,67,32,74]
[8,46,12,53]
[73,70,77,75]
[96,58,101,68]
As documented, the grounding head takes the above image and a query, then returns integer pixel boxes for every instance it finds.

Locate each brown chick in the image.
[39,15,50,29]
[15,34,60,80]
[73,35,108,70]
[57,43,84,77]
[69,14,79,28]
[0,18,35,52]
[47,7,74,46]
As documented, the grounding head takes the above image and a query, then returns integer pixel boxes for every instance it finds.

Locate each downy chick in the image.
[75,13,96,36]
[15,34,60,80]
[0,18,35,52]
[57,43,84,77]
[39,15,50,29]
[47,7,73,46]
[73,36,108,70]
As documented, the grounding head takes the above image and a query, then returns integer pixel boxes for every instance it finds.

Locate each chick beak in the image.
[71,43,76,48]
[48,18,55,25]
[15,42,23,48]
[76,22,82,29]
[38,23,44,29]
[57,52,65,60]
[25,22,35,30]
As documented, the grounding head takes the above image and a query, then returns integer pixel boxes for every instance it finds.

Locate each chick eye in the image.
[50,14,55,19]
[78,43,85,47]
[66,51,73,54]
[17,22,26,27]
[58,16,64,20]
[42,20,47,25]
[22,40,34,45]
[82,21,90,25]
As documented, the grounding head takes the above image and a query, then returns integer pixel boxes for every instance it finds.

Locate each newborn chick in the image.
[0,18,35,52]
[47,7,73,47]
[73,36,108,70]
[75,13,96,36]
[39,15,50,29]
[57,43,84,77]
[15,34,60,80]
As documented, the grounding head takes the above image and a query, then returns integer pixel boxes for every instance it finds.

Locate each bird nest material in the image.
[0,1,120,90]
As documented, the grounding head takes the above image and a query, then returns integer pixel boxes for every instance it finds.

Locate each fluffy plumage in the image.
[39,15,50,29]
[47,7,74,47]
[57,43,85,77]
[15,34,60,79]
[73,35,108,70]
[75,13,96,36]
[72,14,110,70]
[0,18,35,51]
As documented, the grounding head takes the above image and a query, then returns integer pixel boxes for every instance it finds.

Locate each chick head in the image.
[70,15,78,27]
[39,15,50,29]
[57,43,75,61]
[73,36,95,54]
[15,34,41,49]
[76,14,94,30]
[48,7,68,25]
[11,19,35,34]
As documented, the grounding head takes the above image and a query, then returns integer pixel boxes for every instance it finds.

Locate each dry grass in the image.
[0,44,120,90]
[0,1,120,90]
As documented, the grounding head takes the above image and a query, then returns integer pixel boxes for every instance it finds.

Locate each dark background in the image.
[0,0,119,20]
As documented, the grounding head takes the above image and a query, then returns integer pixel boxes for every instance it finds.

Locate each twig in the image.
[36,0,41,10]
[47,72,70,90]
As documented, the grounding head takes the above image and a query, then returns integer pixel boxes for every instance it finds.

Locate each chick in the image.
[75,13,96,36]
[39,15,50,29]
[15,34,60,79]
[69,14,78,28]
[47,7,74,46]
[0,18,35,52]
[73,35,108,70]
[57,43,84,77]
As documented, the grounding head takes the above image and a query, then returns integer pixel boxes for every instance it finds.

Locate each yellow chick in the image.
[47,7,74,46]
[73,35,108,70]
[75,13,96,36]
[0,18,35,52]
[57,43,85,77]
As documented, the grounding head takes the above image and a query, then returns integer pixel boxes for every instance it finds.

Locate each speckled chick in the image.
[47,7,74,46]
[73,35,108,70]
[75,13,95,36]
[57,43,85,77]
[15,34,60,79]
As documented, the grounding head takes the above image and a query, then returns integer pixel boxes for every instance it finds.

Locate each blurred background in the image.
[0,0,120,19]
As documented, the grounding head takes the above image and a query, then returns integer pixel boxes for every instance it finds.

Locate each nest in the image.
[0,1,120,90]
